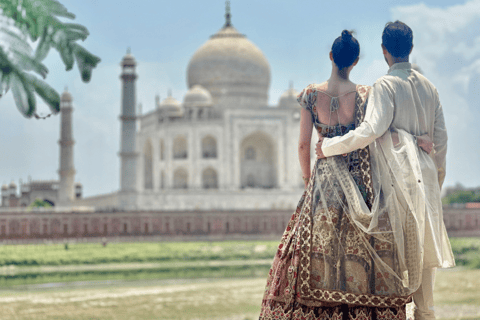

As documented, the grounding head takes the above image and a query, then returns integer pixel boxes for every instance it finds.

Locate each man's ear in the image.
[409,45,414,55]
[381,44,388,55]
[352,57,359,66]
[329,51,333,61]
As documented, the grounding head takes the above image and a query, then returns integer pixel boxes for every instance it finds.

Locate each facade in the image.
[130,15,305,210]
[73,8,308,211]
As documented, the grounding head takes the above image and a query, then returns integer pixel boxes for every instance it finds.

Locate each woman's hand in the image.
[417,134,434,154]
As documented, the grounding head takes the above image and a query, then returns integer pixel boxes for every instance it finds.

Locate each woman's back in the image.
[298,82,370,138]
[314,81,358,126]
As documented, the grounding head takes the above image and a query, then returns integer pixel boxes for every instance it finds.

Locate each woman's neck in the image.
[329,68,351,83]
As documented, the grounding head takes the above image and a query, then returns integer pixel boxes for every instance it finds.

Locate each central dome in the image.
[187,25,271,108]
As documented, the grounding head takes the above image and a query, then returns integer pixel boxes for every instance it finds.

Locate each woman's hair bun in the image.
[341,30,352,41]
[331,29,360,71]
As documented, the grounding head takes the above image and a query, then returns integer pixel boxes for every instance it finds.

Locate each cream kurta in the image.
[322,62,454,269]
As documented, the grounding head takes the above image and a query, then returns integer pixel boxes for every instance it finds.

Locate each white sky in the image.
[0,0,478,197]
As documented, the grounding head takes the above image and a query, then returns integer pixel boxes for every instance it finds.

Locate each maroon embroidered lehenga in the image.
[259,85,412,320]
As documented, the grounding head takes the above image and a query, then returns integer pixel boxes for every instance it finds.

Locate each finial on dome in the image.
[289,81,294,90]
[64,86,68,92]
[224,0,232,27]
[168,89,172,97]
[127,47,131,54]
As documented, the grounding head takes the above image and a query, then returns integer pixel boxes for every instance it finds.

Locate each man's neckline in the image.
[388,62,412,74]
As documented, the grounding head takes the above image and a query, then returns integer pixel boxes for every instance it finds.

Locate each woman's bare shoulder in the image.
[356,84,372,95]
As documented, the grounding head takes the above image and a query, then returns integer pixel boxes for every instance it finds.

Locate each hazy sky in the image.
[1,0,479,197]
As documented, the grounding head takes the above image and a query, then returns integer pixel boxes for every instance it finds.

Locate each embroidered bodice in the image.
[297,84,370,139]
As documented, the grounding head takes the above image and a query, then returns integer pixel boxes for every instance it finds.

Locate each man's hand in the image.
[316,137,326,159]
[417,134,434,154]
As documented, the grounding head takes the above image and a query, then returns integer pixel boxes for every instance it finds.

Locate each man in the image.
[316,21,455,319]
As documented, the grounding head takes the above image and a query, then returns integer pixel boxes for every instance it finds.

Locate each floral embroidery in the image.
[260,84,411,320]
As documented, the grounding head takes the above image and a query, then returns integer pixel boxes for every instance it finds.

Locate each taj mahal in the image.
[2,5,308,212]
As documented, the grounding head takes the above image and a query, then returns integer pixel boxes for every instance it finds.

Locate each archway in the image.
[173,135,187,159]
[202,135,217,158]
[202,167,218,189]
[240,131,277,188]
[173,167,188,189]
[143,139,153,189]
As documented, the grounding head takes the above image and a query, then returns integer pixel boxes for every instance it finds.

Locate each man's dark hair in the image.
[382,21,413,58]
[331,30,360,71]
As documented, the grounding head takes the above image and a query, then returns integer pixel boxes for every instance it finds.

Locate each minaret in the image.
[58,89,76,205]
[119,49,138,209]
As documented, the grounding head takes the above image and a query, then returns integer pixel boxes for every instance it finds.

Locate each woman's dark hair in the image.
[331,30,360,73]
[382,21,413,58]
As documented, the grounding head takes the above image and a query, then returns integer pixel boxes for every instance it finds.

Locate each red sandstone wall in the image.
[0,207,478,241]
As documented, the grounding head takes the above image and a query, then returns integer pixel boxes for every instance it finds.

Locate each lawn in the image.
[0,240,278,266]
[1,238,480,287]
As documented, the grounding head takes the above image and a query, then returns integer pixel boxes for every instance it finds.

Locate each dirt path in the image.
[0,278,479,320]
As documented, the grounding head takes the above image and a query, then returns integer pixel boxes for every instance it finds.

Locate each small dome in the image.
[1,184,8,191]
[278,86,299,109]
[183,85,213,108]
[9,181,17,189]
[160,94,183,117]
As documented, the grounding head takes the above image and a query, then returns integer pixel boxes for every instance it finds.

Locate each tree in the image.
[0,0,100,118]
[28,198,52,208]
[442,190,480,205]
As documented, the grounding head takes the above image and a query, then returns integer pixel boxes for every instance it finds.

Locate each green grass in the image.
[0,264,271,287]
[450,238,480,268]
[2,238,479,268]
[0,238,479,288]
[0,240,279,266]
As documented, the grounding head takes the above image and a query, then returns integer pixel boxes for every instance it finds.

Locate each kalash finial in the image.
[224,0,232,27]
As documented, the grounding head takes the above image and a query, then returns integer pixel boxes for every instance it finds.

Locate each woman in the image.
[259,30,432,320]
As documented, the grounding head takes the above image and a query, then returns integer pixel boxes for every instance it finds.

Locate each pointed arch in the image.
[144,139,153,189]
[173,167,188,189]
[202,135,217,158]
[202,167,218,189]
[240,131,277,188]
[173,135,188,159]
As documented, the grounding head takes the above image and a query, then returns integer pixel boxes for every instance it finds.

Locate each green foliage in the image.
[0,0,100,118]
[0,241,278,266]
[450,237,480,269]
[27,198,52,208]
[443,190,480,204]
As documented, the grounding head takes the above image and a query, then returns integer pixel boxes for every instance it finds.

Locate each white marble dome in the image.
[183,85,213,108]
[278,86,300,109]
[187,25,271,107]
[160,95,183,117]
